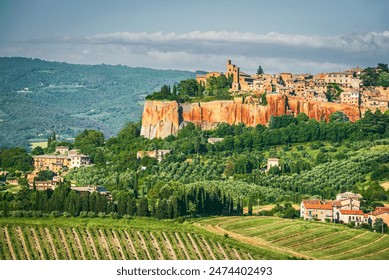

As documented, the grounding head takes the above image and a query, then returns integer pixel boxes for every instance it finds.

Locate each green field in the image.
[0,217,291,260]
[197,216,389,260]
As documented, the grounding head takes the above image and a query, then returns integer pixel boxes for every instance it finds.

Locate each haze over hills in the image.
[0,57,195,148]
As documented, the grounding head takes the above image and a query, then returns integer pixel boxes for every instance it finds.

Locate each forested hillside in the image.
[0,57,194,148]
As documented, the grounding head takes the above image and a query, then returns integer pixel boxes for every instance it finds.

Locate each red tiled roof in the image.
[339,210,364,215]
[305,204,333,210]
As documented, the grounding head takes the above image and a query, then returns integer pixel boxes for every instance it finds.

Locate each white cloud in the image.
[3,30,388,74]
[68,30,389,53]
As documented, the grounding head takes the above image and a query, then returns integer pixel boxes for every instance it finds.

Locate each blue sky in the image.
[0,0,388,73]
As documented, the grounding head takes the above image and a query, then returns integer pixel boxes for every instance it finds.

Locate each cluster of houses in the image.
[300,192,389,227]
[196,60,389,111]
[28,146,92,191]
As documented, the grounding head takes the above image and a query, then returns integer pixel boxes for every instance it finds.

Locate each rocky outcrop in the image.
[140,100,181,139]
[140,94,362,139]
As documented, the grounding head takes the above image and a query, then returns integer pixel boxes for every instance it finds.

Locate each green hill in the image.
[198,216,389,260]
[0,57,194,148]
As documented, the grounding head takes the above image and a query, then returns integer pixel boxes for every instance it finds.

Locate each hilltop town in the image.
[196,59,389,111]
[141,60,389,139]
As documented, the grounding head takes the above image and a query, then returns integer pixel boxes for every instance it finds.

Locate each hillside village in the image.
[196,59,389,111]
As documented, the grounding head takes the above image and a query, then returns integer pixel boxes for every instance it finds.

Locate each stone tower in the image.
[226,59,240,91]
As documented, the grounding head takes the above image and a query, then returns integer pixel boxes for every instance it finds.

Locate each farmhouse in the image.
[335,209,365,226]
[368,207,389,226]
[267,158,280,171]
[207,137,224,144]
[300,192,362,223]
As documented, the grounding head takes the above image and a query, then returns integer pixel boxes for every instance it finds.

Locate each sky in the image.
[0,0,388,74]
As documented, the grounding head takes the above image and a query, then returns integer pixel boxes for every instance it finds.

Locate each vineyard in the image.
[0,217,290,260]
[197,216,389,260]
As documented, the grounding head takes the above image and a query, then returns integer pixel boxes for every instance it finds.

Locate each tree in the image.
[296,113,309,123]
[0,147,33,172]
[74,129,105,155]
[330,111,349,123]
[248,198,253,216]
[256,65,264,75]
[373,218,388,234]
[137,197,149,216]
[177,79,198,97]
[378,72,389,87]
[36,170,54,181]
[31,146,44,155]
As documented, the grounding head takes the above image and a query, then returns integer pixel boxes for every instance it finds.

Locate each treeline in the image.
[0,183,241,219]
[360,63,389,87]
[146,75,232,102]
[206,110,389,153]
[0,147,33,172]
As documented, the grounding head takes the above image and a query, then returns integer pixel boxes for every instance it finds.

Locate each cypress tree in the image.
[248,197,253,216]
[137,197,149,217]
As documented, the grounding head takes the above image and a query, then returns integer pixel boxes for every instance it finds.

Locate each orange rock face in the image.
[140,95,362,139]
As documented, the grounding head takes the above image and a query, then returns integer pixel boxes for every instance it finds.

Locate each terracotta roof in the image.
[339,210,364,215]
[302,200,321,206]
[306,204,333,210]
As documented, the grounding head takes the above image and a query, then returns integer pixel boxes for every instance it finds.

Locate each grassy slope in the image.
[197,216,389,260]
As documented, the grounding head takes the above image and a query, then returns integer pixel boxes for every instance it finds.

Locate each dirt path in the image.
[194,221,314,260]
[200,238,216,260]
[187,233,203,260]
[85,229,99,259]
[16,227,30,260]
[111,230,125,260]
[97,229,113,260]
[149,232,164,260]
[3,227,16,259]
[44,228,58,260]
[71,229,86,260]
[30,228,44,259]
[124,230,139,260]
[174,232,191,260]
[58,228,72,259]
[162,232,177,260]
[137,231,152,260]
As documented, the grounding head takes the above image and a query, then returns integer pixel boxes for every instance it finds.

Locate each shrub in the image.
[88,211,97,218]
[50,211,61,218]
[33,211,43,218]
[98,212,106,218]
[79,211,88,218]
[110,212,119,219]
[11,210,24,217]
[62,212,71,217]
[348,221,356,228]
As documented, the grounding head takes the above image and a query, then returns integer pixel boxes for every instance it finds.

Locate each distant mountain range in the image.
[0,57,194,148]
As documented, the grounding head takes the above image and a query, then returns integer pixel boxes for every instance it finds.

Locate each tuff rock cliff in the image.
[140,94,362,139]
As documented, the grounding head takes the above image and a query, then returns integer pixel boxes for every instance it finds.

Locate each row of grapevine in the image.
[0,225,253,260]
